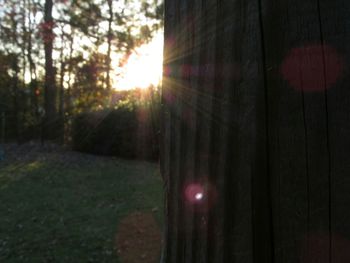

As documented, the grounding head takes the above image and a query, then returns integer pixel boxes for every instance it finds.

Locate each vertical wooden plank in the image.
[163,0,350,262]
[302,91,331,261]
[223,0,271,262]
[317,1,350,262]
[192,1,217,262]
[206,1,231,261]
[185,1,204,262]
[252,0,275,261]
[260,0,332,262]
[162,0,180,262]
[200,0,271,262]
[176,1,199,262]
[162,0,272,262]
[175,2,189,260]
[179,1,199,261]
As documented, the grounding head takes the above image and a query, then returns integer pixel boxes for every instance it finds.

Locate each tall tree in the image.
[26,0,39,119]
[0,0,163,142]
[58,26,65,143]
[162,0,350,262]
[9,54,20,142]
[105,0,113,94]
[0,0,24,142]
[42,0,57,141]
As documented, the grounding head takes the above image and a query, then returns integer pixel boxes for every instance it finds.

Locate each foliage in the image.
[72,88,160,160]
[70,52,109,113]
[0,0,164,143]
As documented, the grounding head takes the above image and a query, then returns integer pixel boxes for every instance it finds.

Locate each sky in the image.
[112,31,164,90]
[1,0,164,91]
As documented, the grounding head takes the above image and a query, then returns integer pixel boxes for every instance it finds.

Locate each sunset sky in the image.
[112,31,164,90]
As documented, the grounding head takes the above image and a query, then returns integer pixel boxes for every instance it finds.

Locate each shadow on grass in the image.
[0,156,164,263]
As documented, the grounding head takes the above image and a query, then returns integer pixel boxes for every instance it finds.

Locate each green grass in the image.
[0,156,164,262]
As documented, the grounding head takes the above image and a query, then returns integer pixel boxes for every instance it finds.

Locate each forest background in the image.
[0,0,164,159]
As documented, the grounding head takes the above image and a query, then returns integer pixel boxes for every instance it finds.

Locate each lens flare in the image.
[184,184,205,204]
[195,192,203,200]
[281,44,343,92]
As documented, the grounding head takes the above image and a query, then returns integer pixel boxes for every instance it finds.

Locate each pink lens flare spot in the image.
[195,192,203,200]
[281,44,344,92]
[185,184,205,204]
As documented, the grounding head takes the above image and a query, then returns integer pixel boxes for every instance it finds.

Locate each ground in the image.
[0,143,164,263]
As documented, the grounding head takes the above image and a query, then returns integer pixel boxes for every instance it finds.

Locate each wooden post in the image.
[161,0,350,262]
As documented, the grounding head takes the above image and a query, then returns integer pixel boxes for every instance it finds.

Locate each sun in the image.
[112,32,164,90]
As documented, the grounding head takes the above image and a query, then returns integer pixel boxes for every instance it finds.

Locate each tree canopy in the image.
[0,0,163,142]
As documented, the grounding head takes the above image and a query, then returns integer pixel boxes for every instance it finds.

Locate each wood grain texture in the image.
[161,0,350,262]
[260,1,329,262]
[317,0,350,262]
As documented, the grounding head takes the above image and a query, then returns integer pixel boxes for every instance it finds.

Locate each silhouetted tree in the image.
[42,0,58,141]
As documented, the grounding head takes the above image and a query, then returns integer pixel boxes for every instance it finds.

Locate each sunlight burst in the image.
[113,32,164,90]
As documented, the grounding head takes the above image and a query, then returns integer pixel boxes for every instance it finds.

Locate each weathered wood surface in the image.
[161,0,350,262]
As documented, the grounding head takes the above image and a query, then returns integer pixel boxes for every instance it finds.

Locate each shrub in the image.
[72,105,159,161]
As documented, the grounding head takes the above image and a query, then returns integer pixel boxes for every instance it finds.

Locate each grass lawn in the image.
[0,146,164,263]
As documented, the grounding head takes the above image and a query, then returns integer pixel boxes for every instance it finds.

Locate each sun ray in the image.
[112,32,164,91]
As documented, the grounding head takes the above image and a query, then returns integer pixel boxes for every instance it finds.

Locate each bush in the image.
[72,105,159,160]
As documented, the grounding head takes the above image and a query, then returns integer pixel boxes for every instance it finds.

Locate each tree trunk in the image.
[161,0,350,262]
[106,0,113,103]
[43,0,57,141]
[66,32,74,115]
[11,57,20,143]
[58,36,65,144]
[27,0,39,120]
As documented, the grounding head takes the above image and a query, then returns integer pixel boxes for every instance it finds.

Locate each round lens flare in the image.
[195,192,203,200]
[184,184,205,204]
[281,44,343,92]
